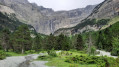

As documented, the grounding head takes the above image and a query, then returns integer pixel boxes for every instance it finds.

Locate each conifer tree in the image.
[75,34,84,50]
[13,25,32,53]
[1,28,10,51]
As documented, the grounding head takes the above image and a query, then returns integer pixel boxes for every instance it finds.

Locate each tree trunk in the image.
[4,48,7,52]
[22,48,24,54]
[88,34,93,55]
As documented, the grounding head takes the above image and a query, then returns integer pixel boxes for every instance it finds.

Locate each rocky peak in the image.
[30,3,54,15]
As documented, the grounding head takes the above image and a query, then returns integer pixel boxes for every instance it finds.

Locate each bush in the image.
[111,50,118,56]
[47,49,57,57]
[78,51,86,54]
[0,50,6,60]
[25,50,36,54]
[38,55,53,60]
[8,49,13,52]
[69,49,77,52]
[89,46,96,56]
[65,55,119,67]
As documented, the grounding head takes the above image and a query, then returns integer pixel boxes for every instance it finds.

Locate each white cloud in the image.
[28,0,104,11]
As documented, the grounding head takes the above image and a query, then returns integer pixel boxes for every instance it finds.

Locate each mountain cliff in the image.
[54,0,119,36]
[0,0,95,35]
[87,0,119,19]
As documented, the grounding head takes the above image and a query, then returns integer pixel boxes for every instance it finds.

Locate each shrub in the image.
[38,55,53,60]
[47,49,57,57]
[90,46,96,56]
[0,50,6,60]
[69,49,77,52]
[8,49,13,52]
[111,50,118,56]
[25,50,36,54]
[65,55,119,67]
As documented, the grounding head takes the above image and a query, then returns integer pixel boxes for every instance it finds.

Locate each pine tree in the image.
[1,28,10,51]
[62,36,70,50]
[45,34,57,50]
[13,25,32,53]
[56,34,70,50]
[56,34,64,50]
[75,34,84,50]
[33,34,42,51]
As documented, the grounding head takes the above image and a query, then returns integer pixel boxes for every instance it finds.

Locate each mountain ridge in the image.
[54,0,119,36]
[0,0,96,35]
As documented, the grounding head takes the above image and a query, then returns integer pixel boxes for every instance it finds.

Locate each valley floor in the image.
[0,50,118,67]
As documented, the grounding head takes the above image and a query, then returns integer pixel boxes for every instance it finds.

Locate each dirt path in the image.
[0,53,49,67]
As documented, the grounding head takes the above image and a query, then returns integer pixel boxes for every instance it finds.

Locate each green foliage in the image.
[11,25,32,53]
[47,49,57,57]
[32,34,42,51]
[89,46,96,56]
[0,12,32,31]
[5,52,26,56]
[0,50,6,60]
[0,28,11,51]
[56,34,71,50]
[45,34,57,50]
[75,34,84,50]
[111,37,119,56]
[65,55,119,67]
[96,21,119,56]
[25,50,36,54]
[38,55,53,60]
[59,51,73,56]
[74,19,110,31]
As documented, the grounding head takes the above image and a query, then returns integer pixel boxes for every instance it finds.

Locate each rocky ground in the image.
[96,50,118,58]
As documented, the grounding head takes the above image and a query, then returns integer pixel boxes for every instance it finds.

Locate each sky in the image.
[28,0,104,11]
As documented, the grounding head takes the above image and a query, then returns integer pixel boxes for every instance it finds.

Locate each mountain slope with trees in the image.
[0,12,31,31]
[54,0,119,36]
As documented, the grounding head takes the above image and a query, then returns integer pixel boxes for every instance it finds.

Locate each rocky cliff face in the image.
[87,0,119,19]
[54,0,119,36]
[0,0,95,35]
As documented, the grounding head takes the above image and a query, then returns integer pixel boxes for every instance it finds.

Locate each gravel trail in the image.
[0,53,49,67]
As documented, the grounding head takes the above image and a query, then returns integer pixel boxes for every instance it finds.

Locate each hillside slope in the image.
[54,0,119,36]
[0,12,28,31]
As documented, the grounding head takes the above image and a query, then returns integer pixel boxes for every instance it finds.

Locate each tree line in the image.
[0,25,84,54]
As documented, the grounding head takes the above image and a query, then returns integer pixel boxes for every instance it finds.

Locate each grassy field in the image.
[5,50,46,57]
[46,57,96,67]
[6,52,27,56]
[37,51,97,67]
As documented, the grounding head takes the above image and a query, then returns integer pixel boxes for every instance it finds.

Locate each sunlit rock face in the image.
[0,0,95,35]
